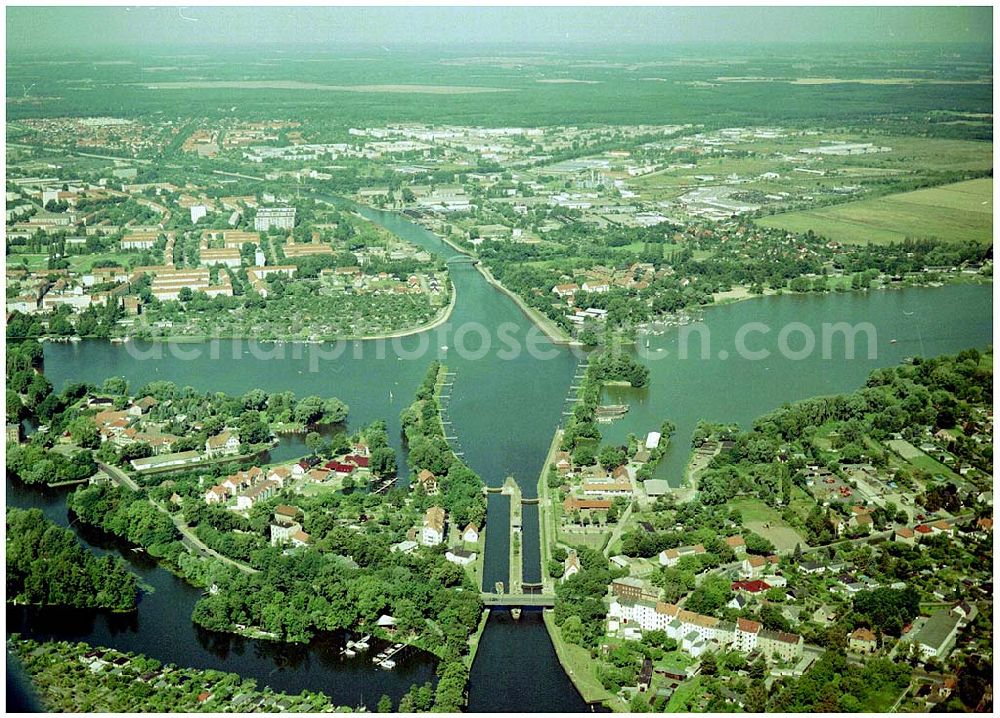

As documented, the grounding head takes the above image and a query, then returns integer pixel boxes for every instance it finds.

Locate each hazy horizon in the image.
[7,6,993,53]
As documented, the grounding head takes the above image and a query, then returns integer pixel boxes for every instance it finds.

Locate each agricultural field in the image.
[758,178,993,245]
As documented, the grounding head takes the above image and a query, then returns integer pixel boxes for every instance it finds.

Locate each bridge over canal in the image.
[480,592,556,608]
[445,255,479,265]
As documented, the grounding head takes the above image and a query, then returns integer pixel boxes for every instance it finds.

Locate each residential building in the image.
[270,521,302,545]
[913,609,962,660]
[724,535,747,556]
[659,544,706,567]
[742,554,779,578]
[130,450,201,472]
[757,629,804,663]
[849,627,877,654]
[581,479,632,496]
[274,505,299,525]
[416,469,438,494]
[235,479,277,510]
[205,431,240,458]
[611,577,659,602]
[421,506,446,546]
[254,206,296,231]
[445,548,476,566]
[564,551,581,580]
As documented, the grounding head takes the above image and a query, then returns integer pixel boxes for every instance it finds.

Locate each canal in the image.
[10,201,993,711]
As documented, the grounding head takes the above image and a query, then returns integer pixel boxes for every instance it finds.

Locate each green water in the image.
[41,206,581,587]
[30,205,992,711]
[602,284,993,486]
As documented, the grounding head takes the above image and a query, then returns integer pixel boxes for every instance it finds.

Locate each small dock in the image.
[370,477,397,495]
[372,642,407,669]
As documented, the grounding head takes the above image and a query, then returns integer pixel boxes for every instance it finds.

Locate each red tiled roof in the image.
[851,627,876,642]
[345,454,369,468]
[325,461,354,473]
[563,497,612,511]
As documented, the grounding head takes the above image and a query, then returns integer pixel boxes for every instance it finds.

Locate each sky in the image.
[7,6,994,52]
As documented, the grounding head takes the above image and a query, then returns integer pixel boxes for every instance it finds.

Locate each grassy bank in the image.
[475,264,577,346]
[542,610,614,707]
[464,609,491,669]
[537,428,564,593]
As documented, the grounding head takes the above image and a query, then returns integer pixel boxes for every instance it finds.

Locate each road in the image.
[96,459,257,573]
[603,501,634,558]
[97,461,141,492]
[151,498,258,575]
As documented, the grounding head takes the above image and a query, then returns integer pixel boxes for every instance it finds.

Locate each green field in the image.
[758,178,993,245]
[729,498,808,552]
[7,251,140,273]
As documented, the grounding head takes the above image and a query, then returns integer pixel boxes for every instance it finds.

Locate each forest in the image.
[560,349,652,466]
[6,508,138,611]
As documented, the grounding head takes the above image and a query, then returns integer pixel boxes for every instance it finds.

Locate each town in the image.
[537,349,992,711]
[5,9,994,715]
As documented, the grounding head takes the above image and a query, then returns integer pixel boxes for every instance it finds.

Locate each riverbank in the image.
[707,273,992,310]
[464,609,491,668]
[476,264,578,346]
[34,287,454,345]
[541,610,616,709]
[353,199,579,347]
[117,283,456,345]
[8,636,354,713]
[537,428,564,595]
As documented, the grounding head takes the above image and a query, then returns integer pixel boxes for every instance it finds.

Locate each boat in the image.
[495,581,505,594]
[511,608,522,620]
[379,659,396,670]
[343,648,356,657]
[890,339,898,344]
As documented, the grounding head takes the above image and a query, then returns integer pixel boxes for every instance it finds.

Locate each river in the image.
[8,203,993,711]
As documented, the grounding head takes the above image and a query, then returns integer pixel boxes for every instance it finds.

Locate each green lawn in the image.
[7,251,138,273]
[886,439,964,482]
[729,498,808,552]
[665,677,703,712]
[656,649,695,675]
[905,452,963,483]
[758,178,993,245]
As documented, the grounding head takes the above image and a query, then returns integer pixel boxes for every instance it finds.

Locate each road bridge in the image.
[445,255,478,265]
[480,593,556,608]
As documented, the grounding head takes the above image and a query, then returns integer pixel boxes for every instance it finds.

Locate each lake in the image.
[13,203,993,711]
